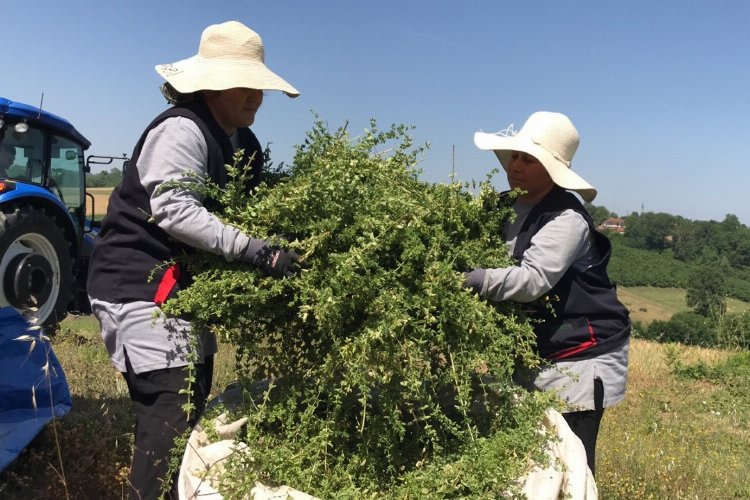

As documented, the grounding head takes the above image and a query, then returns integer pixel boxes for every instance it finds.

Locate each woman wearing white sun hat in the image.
[87,21,301,498]
[465,111,631,477]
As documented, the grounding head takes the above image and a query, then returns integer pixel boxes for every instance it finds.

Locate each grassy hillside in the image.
[617,287,684,325]
[609,237,750,302]
[618,286,750,325]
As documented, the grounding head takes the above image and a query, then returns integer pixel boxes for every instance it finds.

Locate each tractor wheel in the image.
[0,205,74,332]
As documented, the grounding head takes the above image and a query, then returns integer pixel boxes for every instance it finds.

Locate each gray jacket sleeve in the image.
[136,116,251,260]
[481,209,592,302]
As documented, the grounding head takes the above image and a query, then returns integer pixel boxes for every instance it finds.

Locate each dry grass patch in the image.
[0,315,239,498]
[598,339,750,499]
[3,325,748,497]
[86,187,113,217]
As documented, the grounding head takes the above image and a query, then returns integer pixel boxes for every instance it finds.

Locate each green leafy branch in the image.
[161,118,553,498]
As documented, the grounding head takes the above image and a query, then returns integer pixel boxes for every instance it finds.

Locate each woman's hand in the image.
[242,238,302,278]
[463,269,487,296]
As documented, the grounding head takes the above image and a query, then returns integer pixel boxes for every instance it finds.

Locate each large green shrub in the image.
[163,121,553,498]
[640,310,750,350]
[714,311,750,350]
[685,256,728,317]
[641,312,714,346]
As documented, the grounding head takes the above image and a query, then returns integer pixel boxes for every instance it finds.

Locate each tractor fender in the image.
[0,189,80,258]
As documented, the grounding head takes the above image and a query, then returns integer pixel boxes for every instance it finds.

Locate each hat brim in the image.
[474,132,597,202]
[155,55,300,97]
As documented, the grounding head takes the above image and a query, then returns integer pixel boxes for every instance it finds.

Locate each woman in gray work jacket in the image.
[465,111,631,477]
[87,21,301,499]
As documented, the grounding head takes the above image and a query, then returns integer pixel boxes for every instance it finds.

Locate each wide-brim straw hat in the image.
[474,111,596,202]
[155,21,300,97]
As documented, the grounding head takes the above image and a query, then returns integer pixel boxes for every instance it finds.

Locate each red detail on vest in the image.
[153,263,181,306]
[549,320,598,360]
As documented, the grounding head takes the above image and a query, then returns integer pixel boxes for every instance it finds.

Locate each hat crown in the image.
[155,21,299,97]
[199,21,264,63]
[520,111,579,167]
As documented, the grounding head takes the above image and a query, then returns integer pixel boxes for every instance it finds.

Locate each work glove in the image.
[242,238,302,278]
[463,268,487,296]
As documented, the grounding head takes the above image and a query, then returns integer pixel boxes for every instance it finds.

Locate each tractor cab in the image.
[0,98,91,234]
[0,97,92,330]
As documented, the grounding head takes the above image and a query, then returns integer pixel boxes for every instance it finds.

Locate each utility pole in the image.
[451,145,455,180]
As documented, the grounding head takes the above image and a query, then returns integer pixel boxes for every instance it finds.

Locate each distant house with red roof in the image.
[598,217,626,234]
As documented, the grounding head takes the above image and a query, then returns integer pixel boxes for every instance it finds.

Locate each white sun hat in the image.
[155,21,300,97]
[474,111,596,202]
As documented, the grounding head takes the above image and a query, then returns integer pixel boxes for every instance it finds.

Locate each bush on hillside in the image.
[725,270,750,303]
[686,256,728,317]
[642,312,713,346]
[641,310,750,350]
[714,311,750,350]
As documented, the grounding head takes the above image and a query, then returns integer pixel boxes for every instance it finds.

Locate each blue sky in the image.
[3,1,749,224]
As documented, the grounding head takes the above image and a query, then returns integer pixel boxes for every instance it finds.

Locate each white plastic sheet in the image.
[519,409,598,499]
[177,413,317,500]
[179,409,596,499]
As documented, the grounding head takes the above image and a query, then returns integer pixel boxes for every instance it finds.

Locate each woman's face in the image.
[204,88,264,133]
[506,151,555,203]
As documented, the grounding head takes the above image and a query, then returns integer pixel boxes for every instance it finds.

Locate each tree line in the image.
[586,203,750,268]
[587,203,750,349]
[87,168,122,187]
[589,203,750,303]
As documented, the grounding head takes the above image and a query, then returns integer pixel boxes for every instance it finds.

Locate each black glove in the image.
[242,238,302,278]
[463,269,486,296]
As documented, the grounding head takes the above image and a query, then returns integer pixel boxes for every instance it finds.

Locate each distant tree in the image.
[671,219,708,262]
[87,168,122,187]
[685,250,728,317]
[672,213,750,268]
[716,214,750,267]
[623,212,679,251]
[584,202,616,226]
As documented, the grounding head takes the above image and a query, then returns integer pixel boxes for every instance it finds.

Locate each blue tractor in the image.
[0,97,124,331]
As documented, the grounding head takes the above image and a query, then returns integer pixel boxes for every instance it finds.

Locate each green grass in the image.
[598,340,750,498]
[2,315,749,497]
[0,314,238,498]
[619,286,750,325]
[627,286,750,314]
[623,286,690,312]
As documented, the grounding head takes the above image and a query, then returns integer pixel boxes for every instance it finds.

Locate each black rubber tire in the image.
[0,204,74,332]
